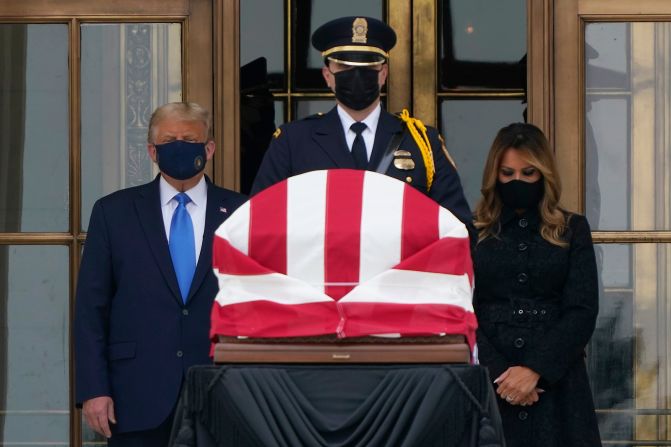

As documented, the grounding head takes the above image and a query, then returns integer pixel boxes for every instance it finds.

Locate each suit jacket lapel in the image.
[369,110,403,170]
[313,107,357,169]
[135,177,183,304]
[186,179,223,303]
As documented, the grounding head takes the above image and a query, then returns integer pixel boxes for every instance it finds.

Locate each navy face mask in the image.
[155,140,207,180]
[332,67,381,111]
[496,179,544,210]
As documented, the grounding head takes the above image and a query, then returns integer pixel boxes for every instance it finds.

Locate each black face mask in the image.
[155,140,207,180]
[332,67,380,111]
[496,179,544,210]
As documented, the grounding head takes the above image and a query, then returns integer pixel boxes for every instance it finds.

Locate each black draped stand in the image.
[170,364,505,447]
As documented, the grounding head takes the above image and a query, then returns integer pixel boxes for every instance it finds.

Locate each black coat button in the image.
[518,242,528,251]
[517,273,528,283]
[518,218,528,228]
[514,337,525,348]
[518,411,528,421]
[182,309,189,316]
[177,350,183,358]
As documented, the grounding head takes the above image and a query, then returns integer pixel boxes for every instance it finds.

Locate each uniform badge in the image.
[272,128,282,139]
[393,149,415,170]
[352,18,368,43]
[394,158,416,170]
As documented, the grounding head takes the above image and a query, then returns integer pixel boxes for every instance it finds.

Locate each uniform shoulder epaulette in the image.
[395,109,435,191]
[304,112,326,120]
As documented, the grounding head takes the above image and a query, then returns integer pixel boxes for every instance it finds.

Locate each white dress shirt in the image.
[160,175,207,263]
[337,103,381,161]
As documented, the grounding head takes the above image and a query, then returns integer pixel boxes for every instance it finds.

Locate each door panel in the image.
[553,0,671,444]
[439,98,527,206]
[1,246,70,445]
[0,2,214,446]
[424,0,527,211]
[80,22,182,231]
[0,24,69,233]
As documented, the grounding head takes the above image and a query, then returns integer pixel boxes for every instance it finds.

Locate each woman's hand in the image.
[517,388,544,406]
[494,366,541,406]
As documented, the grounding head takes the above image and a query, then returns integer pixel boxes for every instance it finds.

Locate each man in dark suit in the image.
[74,102,246,446]
[251,16,472,226]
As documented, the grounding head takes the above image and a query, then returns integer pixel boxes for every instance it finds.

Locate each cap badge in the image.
[352,18,368,43]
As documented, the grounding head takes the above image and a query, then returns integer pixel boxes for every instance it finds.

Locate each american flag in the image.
[210,169,476,353]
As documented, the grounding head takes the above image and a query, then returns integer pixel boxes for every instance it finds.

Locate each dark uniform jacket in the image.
[251,106,472,226]
[74,176,246,434]
[472,207,601,446]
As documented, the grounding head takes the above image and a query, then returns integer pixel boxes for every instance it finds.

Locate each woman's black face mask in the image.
[331,67,381,111]
[496,179,544,210]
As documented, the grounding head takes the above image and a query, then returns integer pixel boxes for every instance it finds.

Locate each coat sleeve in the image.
[250,125,292,195]
[522,215,599,385]
[74,200,114,405]
[425,127,473,228]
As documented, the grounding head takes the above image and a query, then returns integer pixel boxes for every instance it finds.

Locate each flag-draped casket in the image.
[210,169,477,355]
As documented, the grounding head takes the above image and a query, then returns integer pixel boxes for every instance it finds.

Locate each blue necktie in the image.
[169,193,196,303]
[350,122,368,169]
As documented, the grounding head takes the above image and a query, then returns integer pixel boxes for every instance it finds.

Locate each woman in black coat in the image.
[472,123,601,446]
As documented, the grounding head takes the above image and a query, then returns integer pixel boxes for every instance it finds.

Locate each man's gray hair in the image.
[147,102,212,143]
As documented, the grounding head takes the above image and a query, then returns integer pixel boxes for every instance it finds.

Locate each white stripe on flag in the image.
[213,270,334,305]
[287,172,327,290]
[340,269,474,311]
[359,172,403,283]
[438,206,468,239]
[215,200,250,255]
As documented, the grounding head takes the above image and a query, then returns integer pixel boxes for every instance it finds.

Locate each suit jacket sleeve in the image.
[250,125,292,195]
[74,200,114,405]
[425,127,473,227]
[521,215,599,385]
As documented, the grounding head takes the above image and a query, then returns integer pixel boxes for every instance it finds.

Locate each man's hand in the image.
[82,396,116,438]
[494,366,541,406]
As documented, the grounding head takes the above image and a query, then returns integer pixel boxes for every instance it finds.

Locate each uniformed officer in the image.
[251,16,472,226]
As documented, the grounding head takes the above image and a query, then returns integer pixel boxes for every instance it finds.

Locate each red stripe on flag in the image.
[324,170,364,300]
[394,237,474,284]
[249,180,287,274]
[210,300,339,339]
[212,236,273,275]
[401,185,439,260]
[341,302,478,352]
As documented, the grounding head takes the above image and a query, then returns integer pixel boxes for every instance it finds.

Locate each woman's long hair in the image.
[474,123,569,247]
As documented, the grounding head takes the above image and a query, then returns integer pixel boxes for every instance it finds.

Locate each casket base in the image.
[214,335,470,364]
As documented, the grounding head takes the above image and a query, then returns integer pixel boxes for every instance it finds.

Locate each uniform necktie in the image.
[350,122,368,169]
[169,193,196,303]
